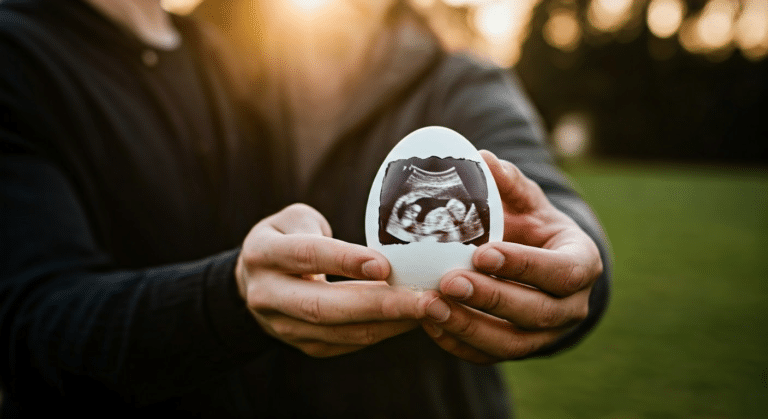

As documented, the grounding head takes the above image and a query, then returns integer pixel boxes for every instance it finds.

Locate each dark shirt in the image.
[1,0,276,416]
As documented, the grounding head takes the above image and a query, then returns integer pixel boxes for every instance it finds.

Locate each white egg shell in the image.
[365,126,503,290]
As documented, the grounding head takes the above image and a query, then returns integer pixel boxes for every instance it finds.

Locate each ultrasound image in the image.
[379,157,490,246]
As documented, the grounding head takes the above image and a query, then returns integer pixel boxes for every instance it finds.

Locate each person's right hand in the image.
[235,203,422,357]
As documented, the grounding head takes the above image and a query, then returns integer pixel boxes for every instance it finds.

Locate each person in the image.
[0,0,610,418]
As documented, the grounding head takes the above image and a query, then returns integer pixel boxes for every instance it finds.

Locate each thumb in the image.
[479,150,546,214]
[267,203,334,237]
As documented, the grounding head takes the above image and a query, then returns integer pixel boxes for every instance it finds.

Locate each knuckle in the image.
[513,254,533,279]
[500,340,523,359]
[484,286,505,313]
[533,299,561,329]
[246,290,269,311]
[298,296,323,324]
[501,338,537,360]
[593,254,605,278]
[439,335,462,353]
[285,203,330,234]
[503,160,522,180]
[241,243,268,269]
[301,342,327,358]
[378,295,395,318]
[524,178,545,201]
[271,320,298,340]
[380,294,408,318]
[452,316,477,339]
[573,302,589,323]
[334,250,356,278]
[285,202,312,216]
[562,263,587,294]
[294,240,319,272]
[360,326,379,346]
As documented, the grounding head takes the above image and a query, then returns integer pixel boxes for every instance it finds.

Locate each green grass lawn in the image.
[502,160,768,418]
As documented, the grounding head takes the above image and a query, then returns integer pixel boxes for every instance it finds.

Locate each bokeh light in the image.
[205,0,768,74]
[443,0,486,6]
[160,0,203,15]
[735,0,768,60]
[678,17,703,53]
[410,0,438,9]
[470,0,541,66]
[552,112,591,158]
[646,0,686,39]
[676,0,740,57]
[696,0,737,50]
[473,2,516,40]
[543,8,582,51]
[587,0,634,33]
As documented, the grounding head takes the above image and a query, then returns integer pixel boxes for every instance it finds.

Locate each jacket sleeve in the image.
[0,43,270,408]
[428,55,612,357]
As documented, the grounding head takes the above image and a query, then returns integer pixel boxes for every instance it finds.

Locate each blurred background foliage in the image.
[169,0,768,163]
[169,0,766,417]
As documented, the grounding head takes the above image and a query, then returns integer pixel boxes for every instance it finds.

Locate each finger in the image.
[440,271,590,330]
[422,322,500,364]
[255,315,368,357]
[267,203,333,237]
[296,342,367,358]
[268,315,419,346]
[419,293,563,359]
[248,233,391,280]
[248,276,421,325]
[479,150,547,214]
[472,239,600,297]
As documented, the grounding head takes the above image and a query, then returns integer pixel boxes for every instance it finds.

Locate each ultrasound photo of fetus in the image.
[379,156,490,246]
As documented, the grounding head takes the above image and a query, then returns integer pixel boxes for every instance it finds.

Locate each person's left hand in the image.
[417,151,604,363]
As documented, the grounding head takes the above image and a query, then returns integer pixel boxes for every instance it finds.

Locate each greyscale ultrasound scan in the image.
[379,156,490,246]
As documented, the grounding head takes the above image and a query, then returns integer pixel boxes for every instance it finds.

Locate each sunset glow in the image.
[288,0,333,14]
[474,2,516,40]
[249,0,768,65]
[160,0,202,15]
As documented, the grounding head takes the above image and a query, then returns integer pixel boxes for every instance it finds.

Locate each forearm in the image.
[2,249,272,406]
[0,156,270,406]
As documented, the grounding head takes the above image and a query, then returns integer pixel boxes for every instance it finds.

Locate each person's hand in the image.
[236,203,421,357]
[418,151,603,363]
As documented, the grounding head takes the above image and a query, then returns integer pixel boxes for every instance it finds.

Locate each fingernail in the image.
[445,276,473,300]
[426,298,451,323]
[422,322,443,338]
[362,260,382,279]
[478,248,504,272]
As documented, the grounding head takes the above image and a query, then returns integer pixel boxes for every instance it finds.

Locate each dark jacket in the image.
[0,1,610,418]
[1,0,278,417]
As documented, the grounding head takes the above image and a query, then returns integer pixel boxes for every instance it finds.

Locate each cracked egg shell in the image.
[365,126,503,290]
